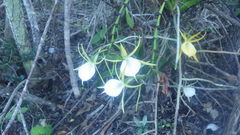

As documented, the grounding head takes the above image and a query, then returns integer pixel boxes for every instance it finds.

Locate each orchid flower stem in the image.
[111,0,129,42]
[104,60,113,77]
[151,2,165,64]
[95,58,104,65]
[135,87,141,111]
[121,89,125,113]
[125,83,142,88]
[114,63,120,80]
[95,66,105,84]
[104,58,122,63]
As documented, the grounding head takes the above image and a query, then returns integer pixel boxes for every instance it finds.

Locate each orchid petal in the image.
[103,79,124,97]
[181,42,197,57]
[78,62,95,82]
[191,32,206,43]
[120,57,141,77]
[183,87,196,98]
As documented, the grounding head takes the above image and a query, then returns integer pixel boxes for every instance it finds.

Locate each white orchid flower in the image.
[120,57,141,77]
[183,86,196,98]
[78,62,95,82]
[103,79,124,97]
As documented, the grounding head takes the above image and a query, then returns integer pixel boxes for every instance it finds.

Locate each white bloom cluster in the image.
[77,56,141,97]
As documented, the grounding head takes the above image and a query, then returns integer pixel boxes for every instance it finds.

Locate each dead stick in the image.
[64,0,80,98]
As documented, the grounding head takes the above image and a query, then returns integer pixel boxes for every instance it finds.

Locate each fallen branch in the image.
[173,6,182,135]
[0,85,56,108]
[22,0,40,46]
[64,0,80,98]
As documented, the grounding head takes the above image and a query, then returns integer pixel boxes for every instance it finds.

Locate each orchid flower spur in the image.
[180,31,206,62]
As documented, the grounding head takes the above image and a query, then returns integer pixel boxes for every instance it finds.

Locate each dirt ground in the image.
[0,0,240,135]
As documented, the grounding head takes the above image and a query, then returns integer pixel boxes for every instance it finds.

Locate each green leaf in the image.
[99,25,107,39]
[142,115,147,126]
[30,125,52,135]
[105,53,123,61]
[4,111,13,120]
[20,107,29,113]
[91,26,107,44]
[225,1,239,6]
[133,117,142,127]
[235,8,240,15]
[180,0,203,12]
[166,0,176,12]
[91,33,101,44]
[120,44,128,57]
[4,107,28,121]
[125,8,134,28]
[136,128,143,135]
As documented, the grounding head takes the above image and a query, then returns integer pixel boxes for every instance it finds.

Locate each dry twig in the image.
[64,0,80,98]
[173,6,181,135]
[19,111,30,135]
[22,0,40,46]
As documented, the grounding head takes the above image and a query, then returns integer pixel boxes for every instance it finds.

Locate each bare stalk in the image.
[64,0,80,98]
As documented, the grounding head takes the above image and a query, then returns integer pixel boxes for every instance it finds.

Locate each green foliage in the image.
[133,115,148,135]
[0,39,31,84]
[30,125,52,135]
[111,0,134,42]
[158,120,173,129]
[226,1,240,16]
[125,8,134,28]
[91,25,107,44]
[4,107,28,122]
[167,0,203,13]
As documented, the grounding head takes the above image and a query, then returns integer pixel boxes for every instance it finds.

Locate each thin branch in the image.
[64,0,80,98]
[0,80,25,121]
[22,0,40,46]
[154,75,160,135]
[2,0,59,134]
[19,111,30,135]
[173,6,181,135]
[198,50,240,55]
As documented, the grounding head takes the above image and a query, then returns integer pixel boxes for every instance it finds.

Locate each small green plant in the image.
[30,120,52,135]
[167,0,203,13]
[3,107,28,122]
[133,115,148,135]
[226,1,240,16]
[91,25,107,44]
[158,120,173,129]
